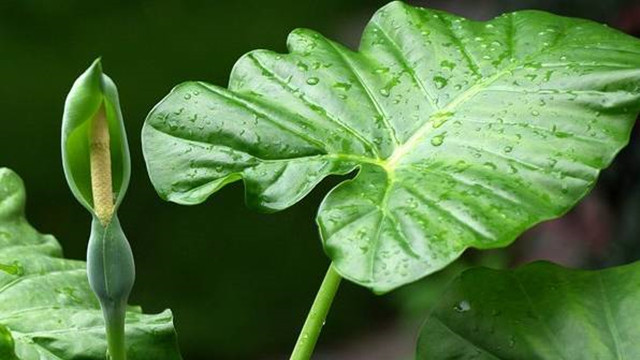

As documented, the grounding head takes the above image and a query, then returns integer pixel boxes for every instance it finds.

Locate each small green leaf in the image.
[62,58,130,215]
[417,261,640,359]
[0,168,181,360]
[142,2,640,292]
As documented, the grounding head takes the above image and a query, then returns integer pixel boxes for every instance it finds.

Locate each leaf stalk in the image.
[290,264,342,360]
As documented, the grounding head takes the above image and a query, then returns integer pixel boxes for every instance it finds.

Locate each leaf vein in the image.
[246,54,382,157]
[369,21,439,111]
[324,39,401,147]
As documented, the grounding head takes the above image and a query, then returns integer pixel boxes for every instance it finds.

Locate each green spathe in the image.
[62,58,130,214]
[142,1,640,293]
[417,261,640,359]
[0,168,181,360]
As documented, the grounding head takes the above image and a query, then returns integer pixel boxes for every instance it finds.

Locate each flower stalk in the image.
[62,59,135,360]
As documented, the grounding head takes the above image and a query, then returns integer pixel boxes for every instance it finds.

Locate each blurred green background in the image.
[1,0,639,359]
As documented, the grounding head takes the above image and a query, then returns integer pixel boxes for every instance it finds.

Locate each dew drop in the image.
[454,300,471,312]
[306,77,319,85]
[0,261,24,276]
[440,60,456,71]
[431,111,454,129]
[431,134,445,147]
[483,162,497,170]
[433,76,448,89]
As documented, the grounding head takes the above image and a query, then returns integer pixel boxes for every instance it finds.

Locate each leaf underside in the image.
[417,261,640,359]
[0,169,181,360]
[143,1,640,292]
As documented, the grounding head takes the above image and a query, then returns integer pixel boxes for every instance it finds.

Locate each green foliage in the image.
[417,261,640,359]
[0,168,181,360]
[142,1,640,292]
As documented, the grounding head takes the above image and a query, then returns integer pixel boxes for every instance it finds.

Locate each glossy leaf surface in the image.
[143,1,640,292]
[0,168,181,360]
[417,261,640,359]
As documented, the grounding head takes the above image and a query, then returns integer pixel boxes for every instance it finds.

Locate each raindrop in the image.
[306,77,319,85]
[454,300,471,312]
[431,133,446,147]
[333,82,352,91]
[483,162,497,170]
[431,111,454,128]
[406,198,418,209]
[440,60,456,71]
[433,76,448,89]
[0,261,24,276]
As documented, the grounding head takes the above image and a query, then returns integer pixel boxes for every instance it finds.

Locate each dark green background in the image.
[1,0,638,359]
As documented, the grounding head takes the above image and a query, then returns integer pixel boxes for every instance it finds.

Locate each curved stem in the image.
[290,263,342,360]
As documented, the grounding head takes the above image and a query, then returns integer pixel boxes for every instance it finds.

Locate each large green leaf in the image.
[142,1,640,292]
[417,261,640,359]
[0,168,181,360]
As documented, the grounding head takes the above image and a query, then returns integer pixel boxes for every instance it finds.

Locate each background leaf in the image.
[0,168,181,360]
[417,260,640,359]
[143,1,640,292]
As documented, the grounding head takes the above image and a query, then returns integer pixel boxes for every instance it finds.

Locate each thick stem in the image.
[104,302,127,360]
[290,264,342,360]
[89,104,114,225]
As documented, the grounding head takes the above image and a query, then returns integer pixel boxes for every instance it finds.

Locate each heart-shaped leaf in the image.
[417,261,640,359]
[0,168,181,360]
[142,1,640,292]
